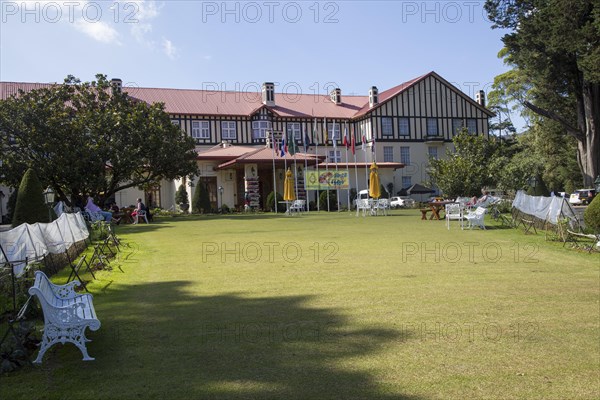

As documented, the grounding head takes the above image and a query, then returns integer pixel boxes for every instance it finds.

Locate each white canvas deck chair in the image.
[445,203,463,230]
[464,206,487,229]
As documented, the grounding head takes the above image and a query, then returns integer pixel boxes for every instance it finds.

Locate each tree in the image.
[428,131,497,198]
[0,74,198,207]
[485,0,600,186]
[175,184,189,212]
[12,168,50,227]
[192,182,211,214]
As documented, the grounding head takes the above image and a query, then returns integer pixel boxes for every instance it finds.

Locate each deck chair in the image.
[376,199,390,216]
[464,206,487,230]
[445,203,463,230]
[132,210,149,224]
[289,200,306,213]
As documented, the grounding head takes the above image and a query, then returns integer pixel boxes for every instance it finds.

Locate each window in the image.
[428,146,438,160]
[221,121,237,140]
[327,122,342,141]
[402,176,412,189]
[287,122,301,140]
[426,118,438,136]
[252,120,271,139]
[467,119,477,134]
[191,120,210,139]
[399,118,410,136]
[452,119,463,135]
[381,117,393,136]
[328,150,341,163]
[383,146,394,162]
[400,146,410,165]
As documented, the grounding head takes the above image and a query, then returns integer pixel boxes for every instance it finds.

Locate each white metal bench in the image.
[28,271,101,363]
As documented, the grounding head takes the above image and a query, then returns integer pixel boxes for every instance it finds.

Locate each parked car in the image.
[569,189,596,205]
[390,196,415,208]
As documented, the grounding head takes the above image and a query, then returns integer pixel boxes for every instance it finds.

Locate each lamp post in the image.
[43,187,54,221]
[218,186,224,211]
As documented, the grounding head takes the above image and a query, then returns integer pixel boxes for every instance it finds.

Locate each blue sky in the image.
[0,1,515,126]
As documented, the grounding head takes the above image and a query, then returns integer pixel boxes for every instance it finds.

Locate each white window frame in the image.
[402,176,412,188]
[428,146,438,160]
[426,118,438,136]
[221,121,237,140]
[400,146,410,165]
[192,120,210,139]
[399,118,410,136]
[328,150,342,163]
[452,119,463,135]
[383,146,394,162]
[327,122,342,141]
[252,120,271,139]
[467,119,477,134]
[287,122,301,140]
[381,117,393,136]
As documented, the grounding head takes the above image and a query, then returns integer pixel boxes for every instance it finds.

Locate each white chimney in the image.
[262,82,275,106]
[111,78,123,92]
[476,90,485,107]
[369,86,378,108]
[330,88,342,105]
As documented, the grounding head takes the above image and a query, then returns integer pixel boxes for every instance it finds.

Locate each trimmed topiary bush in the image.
[583,195,600,232]
[192,182,212,214]
[175,184,189,213]
[266,191,283,212]
[319,190,337,211]
[12,168,50,227]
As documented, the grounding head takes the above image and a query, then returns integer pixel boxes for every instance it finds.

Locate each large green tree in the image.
[485,0,600,186]
[428,131,497,198]
[0,74,198,206]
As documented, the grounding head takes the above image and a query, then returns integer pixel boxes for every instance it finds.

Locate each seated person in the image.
[109,202,123,224]
[131,198,152,223]
[85,197,112,222]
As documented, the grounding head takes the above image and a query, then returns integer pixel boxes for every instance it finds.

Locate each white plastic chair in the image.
[464,206,487,230]
[377,199,390,216]
[133,209,149,224]
[445,203,463,230]
[289,200,306,214]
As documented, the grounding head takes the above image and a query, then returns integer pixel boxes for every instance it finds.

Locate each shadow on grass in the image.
[31,281,422,399]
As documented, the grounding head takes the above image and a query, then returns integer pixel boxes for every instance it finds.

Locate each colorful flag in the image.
[343,125,349,149]
[288,130,296,155]
[303,124,310,152]
[361,128,366,151]
[280,134,286,157]
[371,136,376,153]
[274,137,280,155]
[332,120,337,149]
[323,117,328,144]
[351,126,356,156]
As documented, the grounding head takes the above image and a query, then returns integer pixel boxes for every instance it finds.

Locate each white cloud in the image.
[128,0,161,45]
[162,38,178,59]
[74,19,121,45]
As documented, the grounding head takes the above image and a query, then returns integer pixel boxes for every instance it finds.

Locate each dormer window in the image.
[369,86,378,108]
[262,82,275,106]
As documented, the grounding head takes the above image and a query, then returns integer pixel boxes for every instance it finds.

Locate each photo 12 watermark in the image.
[399,321,540,343]
[400,241,540,264]
[200,1,340,24]
[1,1,141,24]
[201,241,340,264]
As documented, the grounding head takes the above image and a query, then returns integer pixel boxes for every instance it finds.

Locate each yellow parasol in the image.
[283,168,296,201]
[369,162,381,199]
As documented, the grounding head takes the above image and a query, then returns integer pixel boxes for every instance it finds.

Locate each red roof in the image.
[214,147,323,170]
[0,71,493,118]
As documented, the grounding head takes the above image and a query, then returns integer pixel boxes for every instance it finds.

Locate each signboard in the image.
[305,170,349,190]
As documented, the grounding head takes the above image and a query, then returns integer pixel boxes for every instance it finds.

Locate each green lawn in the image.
[1,210,599,399]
